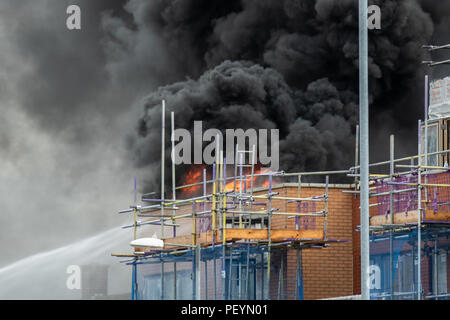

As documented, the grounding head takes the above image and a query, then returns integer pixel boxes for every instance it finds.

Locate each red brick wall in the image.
[302,187,354,299]
[352,193,361,295]
[138,184,356,300]
[269,186,354,299]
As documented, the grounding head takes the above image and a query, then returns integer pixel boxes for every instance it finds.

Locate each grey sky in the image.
[0,0,448,298]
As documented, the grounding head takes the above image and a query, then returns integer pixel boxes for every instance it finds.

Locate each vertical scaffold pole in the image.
[217,134,222,241]
[220,151,226,244]
[239,153,243,228]
[195,244,201,300]
[389,134,394,300]
[424,75,429,216]
[133,177,138,240]
[171,111,177,300]
[296,247,304,300]
[418,120,423,300]
[422,74,429,300]
[324,176,329,240]
[355,125,360,198]
[131,261,137,300]
[228,244,233,300]
[131,177,138,300]
[161,100,166,237]
[213,135,225,300]
[192,248,195,299]
[161,99,165,300]
[359,0,370,300]
[204,259,208,300]
[232,145,238,226]
[246,243,250,299]
[249,144,256,227]
[267,173,273,296]
[223,156,227,235]
[424,75,429,158]
[233,144,239,194]
[277,254,282,300]
[253,258,257,300]
[433,240,438,299]
[211,164,218,300]
[192,202,197,247]
[212,163,217,244]
[296,175,301,230]
[261,251,265,300]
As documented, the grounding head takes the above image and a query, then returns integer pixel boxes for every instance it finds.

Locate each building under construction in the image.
[113,76,450,300]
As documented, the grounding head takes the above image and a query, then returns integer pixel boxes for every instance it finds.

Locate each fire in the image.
[181,165,205,195]
[181,164,271,196]
[224,167,270,192]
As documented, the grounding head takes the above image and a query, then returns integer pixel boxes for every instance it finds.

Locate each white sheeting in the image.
[429,77,450,120]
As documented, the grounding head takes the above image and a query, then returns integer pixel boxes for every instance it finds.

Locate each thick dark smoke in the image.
[0,0,448,296]
[130,60,297,189]
[132,61,295,165]
[420,0,450,80]
[110,0,449,192]
[0,0,136,267]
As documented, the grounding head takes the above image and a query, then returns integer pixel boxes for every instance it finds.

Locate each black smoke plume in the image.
[103,0,448,192]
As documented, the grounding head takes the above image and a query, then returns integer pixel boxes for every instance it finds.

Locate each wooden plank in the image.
[162,231,219,250]
[370,209,450,226]
[224,228,323,241]
[134,228,325,253]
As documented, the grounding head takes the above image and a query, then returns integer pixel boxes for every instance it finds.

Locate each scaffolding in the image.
[341,66,450,299]
[113,87,450,300]
[348,122,450,300]
[115,156,346,300]
[112,101,351,300]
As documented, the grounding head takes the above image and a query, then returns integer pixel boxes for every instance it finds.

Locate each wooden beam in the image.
[370,209,450,226]
[155,229,324,251]
[224,228,323,241]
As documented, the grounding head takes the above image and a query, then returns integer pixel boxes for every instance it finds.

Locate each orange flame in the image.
[224,167,270,192]
[181,164,272,197]
[181,165,205,195]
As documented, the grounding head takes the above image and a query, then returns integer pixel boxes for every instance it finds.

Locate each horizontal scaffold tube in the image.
[122,221,179,228]
[349,149,450,171]
[386,182,450,188]
[278,170,350,177]
[226,210,326,217]
[250,195,326,202]
[369,188,417,197]
[395,164,450,170]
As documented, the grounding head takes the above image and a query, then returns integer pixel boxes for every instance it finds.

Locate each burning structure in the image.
[1,0,449,301]
[113,74,450,300]
[107,1,450,300]
[115,141,354,299]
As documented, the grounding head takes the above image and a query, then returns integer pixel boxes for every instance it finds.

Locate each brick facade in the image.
[291,186,354,299]
[134,173,450,300]
[137,183,359,299]
[251,184,356,299]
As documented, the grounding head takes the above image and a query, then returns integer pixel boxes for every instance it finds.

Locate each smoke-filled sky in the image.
[125,0,450,191]
[0,0,449,283]
[0,0,141,267]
